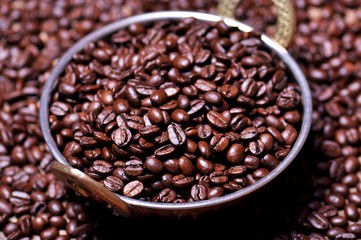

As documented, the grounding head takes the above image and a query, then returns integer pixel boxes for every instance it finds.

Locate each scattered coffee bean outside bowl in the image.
[39,11,312,218]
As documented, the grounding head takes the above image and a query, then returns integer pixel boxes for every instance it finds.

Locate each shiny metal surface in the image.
[40,11,312,218]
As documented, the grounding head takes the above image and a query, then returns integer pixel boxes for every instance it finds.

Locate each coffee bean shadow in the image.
[91,136,314,240]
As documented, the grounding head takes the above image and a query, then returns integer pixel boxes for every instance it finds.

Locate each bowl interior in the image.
[40,11,312,212]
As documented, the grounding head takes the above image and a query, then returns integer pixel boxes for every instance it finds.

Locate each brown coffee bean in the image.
[123,180,144,198]
[171,109,189,123]
[179,156,195,176]
[147,108,164,125]
[155,144,176,158]
[187,99,205,116]
[144,156,164,174]
[50,102,69,116]
[191,184,207,201]
[150,89,168,105]
[92,160,113,174]
[210,133,229,153]
[113,99,130,114]
[103,176,124,192]
[307,211,330,230]
[167,123,186,146]
[206,110,228,129]
[40,227,59,240]
[172,174,194,188]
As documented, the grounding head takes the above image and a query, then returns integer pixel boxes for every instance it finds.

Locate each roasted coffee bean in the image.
[187,99,205,116]
[210,133,229,152]
[113,99,130,114]
[206,110,228,129]
[167,123,186,146]
[144,156,164,174]
[210,171,228,185]
[155,144,176,158]
[111,128,132,147]
[171,109,190,123]
[92,160,113,174]
[191,184,207,201]
[240,127,258,140]
[147,108,164,125]
[196,124,213,140]
[179,156,195,176]
[153,188,176,203]
[96,107,116,126]
[40,227,59,240]
[123,180,144,198]
[252,168,270,180]
[124,159,144,177]
[50,102,69,116]
[196,157,214,175]
[172,174,194,188]
[347,224,361,236]
[150,89,168,105]
[0,199,12,214]
[307,211,330,230]
[103,176,124,192]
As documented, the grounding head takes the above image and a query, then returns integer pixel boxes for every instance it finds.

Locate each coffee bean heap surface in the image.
[49,18,302,202]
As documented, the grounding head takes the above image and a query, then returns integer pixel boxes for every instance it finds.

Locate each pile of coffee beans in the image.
[4,0,361,239]
[49,18,302,202]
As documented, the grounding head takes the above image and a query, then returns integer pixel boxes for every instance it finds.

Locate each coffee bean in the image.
[347,224,361,236]
[96,107,116,126]
[207,187,224,199]
[49,216,66,228]
[187,99,205,116]
[150,89,168,105]
[195,49,211,65]
[139,125,160,137]
[244,155,261,170]
[144,156,164,174]
[164,158,181,174]
[92,160,113,174]
[124,159,144,177]
[220,84,239,99]
[123,180,144,198]
[171,109,189,123]
[307,211,330,230]
[0,199,12,214]
[335,233,357,240]
[103,176,124,192]
[153,188,177,203]
[196,157,214,175]
[167,123,186,146]
[206,110,228,129]
[155,144,176,158]
[147,108,164,125]
[40,227,59,240]
[191,184,207,201]
[50,102,69,116]
[111,128,132,147]
[172,174,194,188]
[113,99,130,114]
[252,168,270,180]
[203,91,223,105]
[19,214,32,235]
[179,156,195,176]
[210,171,228,185]
[240,127,258,140]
